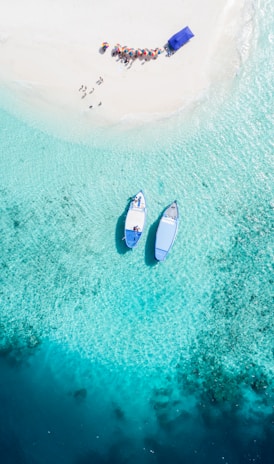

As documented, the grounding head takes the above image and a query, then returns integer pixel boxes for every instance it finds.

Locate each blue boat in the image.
[155,201,179,261]
[124,191,147,248]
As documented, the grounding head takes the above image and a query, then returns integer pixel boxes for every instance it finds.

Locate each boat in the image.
[124,190,147,248]
[155,201,179,261]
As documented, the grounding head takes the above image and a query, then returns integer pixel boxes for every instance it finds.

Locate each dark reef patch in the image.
[73,388,88,402]
[0,337,41,367]
[112,402,125,421]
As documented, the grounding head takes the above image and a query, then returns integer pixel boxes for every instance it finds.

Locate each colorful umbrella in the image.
[102,42,109,50]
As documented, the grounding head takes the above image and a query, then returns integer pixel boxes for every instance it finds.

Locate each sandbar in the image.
[0,0,252,133]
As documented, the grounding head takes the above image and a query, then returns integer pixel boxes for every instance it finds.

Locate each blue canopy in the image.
[168,26,194,51]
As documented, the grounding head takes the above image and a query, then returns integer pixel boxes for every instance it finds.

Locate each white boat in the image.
[155,201,179,261]
[124,190,147,248]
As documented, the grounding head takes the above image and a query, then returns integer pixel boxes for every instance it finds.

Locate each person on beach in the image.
[81,93,87,99]
[89,88,94,94]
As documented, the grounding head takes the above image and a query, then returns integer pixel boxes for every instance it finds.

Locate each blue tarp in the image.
[168,26,194,51]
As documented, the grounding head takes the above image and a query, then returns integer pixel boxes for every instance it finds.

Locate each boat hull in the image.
[155,201,179,261]
[124,191,147,248]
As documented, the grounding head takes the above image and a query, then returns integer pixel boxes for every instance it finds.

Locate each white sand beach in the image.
[0,0,252,132]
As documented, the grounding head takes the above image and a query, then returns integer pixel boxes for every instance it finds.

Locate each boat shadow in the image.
[144,208,165,267]
[115,200,131,255]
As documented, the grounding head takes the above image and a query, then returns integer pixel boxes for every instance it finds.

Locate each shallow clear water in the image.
[0,1,273,463]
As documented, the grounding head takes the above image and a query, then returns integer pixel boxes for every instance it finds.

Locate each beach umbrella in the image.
[137,48,143,56]
[142,49,148,56]
[102,42,109,51]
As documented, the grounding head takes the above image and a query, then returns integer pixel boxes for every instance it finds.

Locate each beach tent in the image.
[168,26,194,51]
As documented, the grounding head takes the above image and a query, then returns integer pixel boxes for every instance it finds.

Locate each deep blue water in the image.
[0,1,273,463]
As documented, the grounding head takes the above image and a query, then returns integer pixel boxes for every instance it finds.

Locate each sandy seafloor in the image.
[0,1,273,463]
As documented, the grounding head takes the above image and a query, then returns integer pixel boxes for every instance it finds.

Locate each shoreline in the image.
[0,0,253,137]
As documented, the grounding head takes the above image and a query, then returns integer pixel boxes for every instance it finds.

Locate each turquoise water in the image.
[0,2,273,463]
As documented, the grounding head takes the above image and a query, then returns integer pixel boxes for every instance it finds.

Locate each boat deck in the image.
[124,191,147,248]
[156,220,177,251]
[125,209,145,232]
[164,203,178,220]
[155,201,179,260]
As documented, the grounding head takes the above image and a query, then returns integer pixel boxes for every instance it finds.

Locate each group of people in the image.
[78,78,103,108]
[112,44,164,63]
